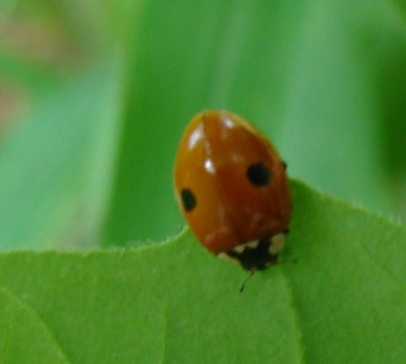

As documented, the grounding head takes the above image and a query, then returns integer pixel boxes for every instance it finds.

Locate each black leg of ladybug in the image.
[282,161,287,170]
[239,270,255,292]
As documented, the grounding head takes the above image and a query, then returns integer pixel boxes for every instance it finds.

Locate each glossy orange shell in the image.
[174,110,292,255]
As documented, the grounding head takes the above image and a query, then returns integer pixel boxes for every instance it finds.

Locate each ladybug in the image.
[174,110,292,272]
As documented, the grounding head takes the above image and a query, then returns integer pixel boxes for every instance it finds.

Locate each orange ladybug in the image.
[174,110,292,271]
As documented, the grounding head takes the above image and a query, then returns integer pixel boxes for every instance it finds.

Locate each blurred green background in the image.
[0,0,406,250]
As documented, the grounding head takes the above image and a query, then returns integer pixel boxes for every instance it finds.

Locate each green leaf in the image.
[0,180,404,363]
[0,287,69,363]
[286,180,406,362]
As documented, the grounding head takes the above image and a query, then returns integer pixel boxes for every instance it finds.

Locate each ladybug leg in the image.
[239,269,255,292]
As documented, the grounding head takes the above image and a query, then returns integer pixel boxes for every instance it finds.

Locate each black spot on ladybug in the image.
[180,188,196,212]
[246,163,270,186]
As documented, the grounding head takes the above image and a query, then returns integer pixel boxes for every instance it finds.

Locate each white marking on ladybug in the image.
[218,252,240,265]
[268,233,286,255]
[246,240,259,249]
[232,245,246,254]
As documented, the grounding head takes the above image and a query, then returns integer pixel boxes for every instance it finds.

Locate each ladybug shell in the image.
[174,110,292,255]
